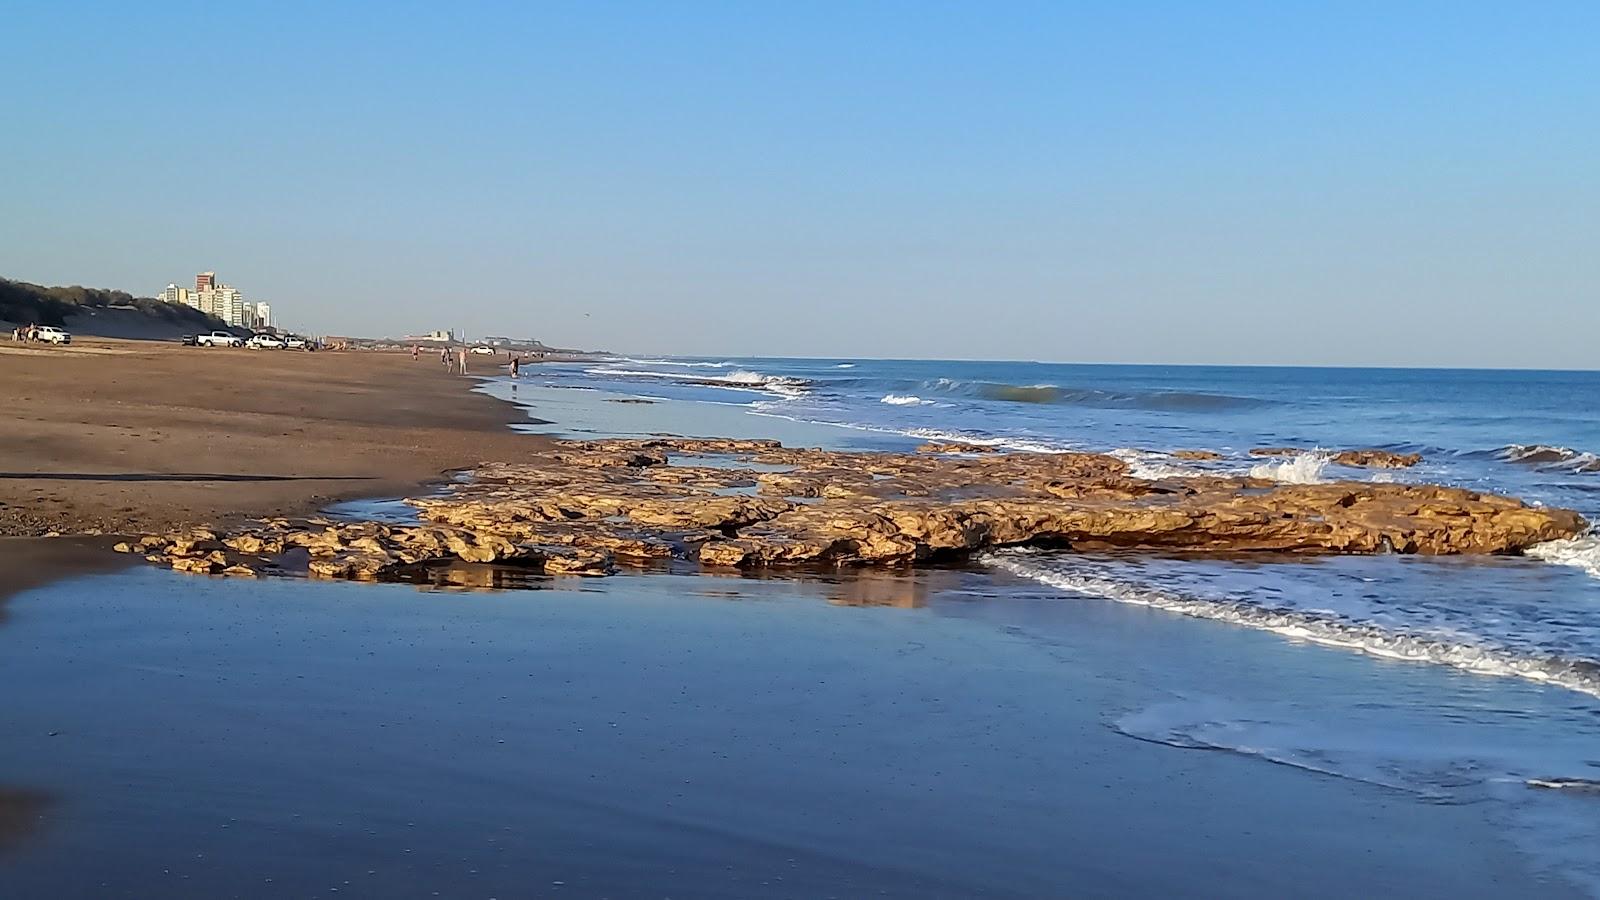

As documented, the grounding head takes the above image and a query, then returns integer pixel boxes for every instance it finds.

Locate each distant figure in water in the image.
[510,357,520,378]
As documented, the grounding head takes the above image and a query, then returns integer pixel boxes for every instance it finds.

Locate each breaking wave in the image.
[1496,444,1600,473]
[917,379,1265,412]
[985,549,1600,699]
[744,406,1074,454]
[1108,448,1209,480]
[1527,535,1600,580]
[880,394,932,406]
[604,357,733,369]
[1248,452,1330,484]
[586,366,810,399]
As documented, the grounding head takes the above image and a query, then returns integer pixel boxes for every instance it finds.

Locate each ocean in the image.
[483,355,1600,891]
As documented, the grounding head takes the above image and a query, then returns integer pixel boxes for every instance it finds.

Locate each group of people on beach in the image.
[410,344,527,378]
[10,325,47,342]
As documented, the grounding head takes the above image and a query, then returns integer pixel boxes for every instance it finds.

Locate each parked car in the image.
[34,325,72,345]
[283,335,309,350]
[180,334,198,346]
[470,346,497,355]
[246,334,287,350]
[195,331,244,347]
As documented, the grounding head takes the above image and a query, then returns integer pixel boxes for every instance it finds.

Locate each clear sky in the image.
[4,1,1596,366]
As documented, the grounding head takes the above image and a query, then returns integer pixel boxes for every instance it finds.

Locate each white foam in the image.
[985,550,1600,699]
[1527,535,1600,580]
[609,356,732,368]
[1249,452,1330,484]
[834,363,855,368]
[880,394,931,406]
[743,408,1075,454]
[585,366,810,400]
[1108,448,1206,480]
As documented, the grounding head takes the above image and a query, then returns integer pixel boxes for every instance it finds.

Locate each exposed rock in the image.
[125,439,1583,584]
[1171,450,1222,460]
[1248,447,1422,469]
[917,442,1002,454]
[1250,447,1306,457]
[1330,449,1423,469]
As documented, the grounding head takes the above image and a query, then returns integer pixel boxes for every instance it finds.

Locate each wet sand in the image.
[0,537,131,609]
[0,565,1580,897]
[0,339,547,538]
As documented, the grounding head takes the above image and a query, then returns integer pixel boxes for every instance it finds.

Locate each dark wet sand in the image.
[0,566,1580,898]
[0,537,131,608]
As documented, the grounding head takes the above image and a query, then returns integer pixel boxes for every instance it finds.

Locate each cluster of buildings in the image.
[158,272,273,330]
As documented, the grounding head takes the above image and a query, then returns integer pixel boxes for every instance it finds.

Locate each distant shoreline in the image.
[0,337,549,541]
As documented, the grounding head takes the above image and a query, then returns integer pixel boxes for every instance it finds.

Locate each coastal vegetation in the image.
[0,277,229,331]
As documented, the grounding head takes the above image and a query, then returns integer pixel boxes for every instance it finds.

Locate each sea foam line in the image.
[880,394,932,406]
[985,550,1600,699]
[744,407,1076,454]
[1526,535,1600,580]
[586,367,811,399]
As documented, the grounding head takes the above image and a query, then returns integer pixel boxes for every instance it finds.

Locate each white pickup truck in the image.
[34,325,72,345]
[195,331,243,347]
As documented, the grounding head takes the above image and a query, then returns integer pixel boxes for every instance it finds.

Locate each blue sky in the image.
[4,1,1596,366]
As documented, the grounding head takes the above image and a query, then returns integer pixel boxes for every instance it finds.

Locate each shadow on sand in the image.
[0,787,50,858]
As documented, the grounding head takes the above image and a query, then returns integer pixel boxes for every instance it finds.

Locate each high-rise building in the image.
[175,272,279,327]
[219,288,246,327]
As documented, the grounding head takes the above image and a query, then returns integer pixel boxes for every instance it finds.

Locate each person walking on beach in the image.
[458,347,468,375]
[510,357,520,379]
[440,347,450,371]
[411,344,419,361]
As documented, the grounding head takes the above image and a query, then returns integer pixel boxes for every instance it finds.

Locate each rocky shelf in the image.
[117,438,1586,581]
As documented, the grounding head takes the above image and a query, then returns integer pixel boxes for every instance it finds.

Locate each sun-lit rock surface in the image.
[120,438,1584,580]
[1249,447,1424,468]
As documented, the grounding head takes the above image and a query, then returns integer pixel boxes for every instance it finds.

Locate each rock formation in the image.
[1249,447,1423,468]
[119,438,1582,582]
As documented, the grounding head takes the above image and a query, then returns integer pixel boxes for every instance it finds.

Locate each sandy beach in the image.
[0,339,545,538]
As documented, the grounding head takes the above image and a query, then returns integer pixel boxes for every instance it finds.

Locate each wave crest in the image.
[880,394,932,406]
[1497,444,1600,474]
[586,366,810,400]
[1248,453,1330,484]
[985,550,1600,699]
[919,379,1265,411]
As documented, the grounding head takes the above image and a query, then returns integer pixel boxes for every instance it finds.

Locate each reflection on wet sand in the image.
[826,570,930,608]
[0,787,49,857]
[0,537,131,625]
[398,558,943,609]
[409,561,556,591]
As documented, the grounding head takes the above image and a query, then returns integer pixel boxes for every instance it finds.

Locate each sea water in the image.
[0,566,1587,897]
[479,355,1600,892]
